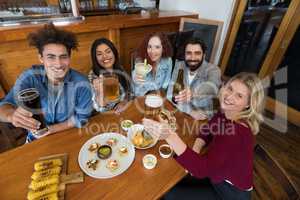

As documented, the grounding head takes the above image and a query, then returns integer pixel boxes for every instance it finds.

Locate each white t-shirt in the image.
[187,70,197,86]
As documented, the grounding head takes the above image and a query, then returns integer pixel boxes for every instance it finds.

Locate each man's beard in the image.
[185,58,204,72]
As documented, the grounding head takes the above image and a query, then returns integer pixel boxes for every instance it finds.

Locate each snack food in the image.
[88,143,100,152]
[132,131,153,148]
[86,159,99,170]
[106,138,118,146]
[106,160,119,172]
[158,109,177,130]
[119,146,128,156]
[34,159,63,171]
[27,184,59,200]
[121,120,134,131]
[97,145,112,159]
[31,167,61,181]
[28,158,62,200]
[29,192,58,200]
[29,175,60,190]
[142,154,157,169]
[159,144,173,158]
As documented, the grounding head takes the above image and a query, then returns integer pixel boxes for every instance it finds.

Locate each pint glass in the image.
[144,94,163,120]
[17,88,48,135]
[103,73,120,102]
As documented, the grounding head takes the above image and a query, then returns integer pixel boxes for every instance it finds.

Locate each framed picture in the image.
[179,17,223,63]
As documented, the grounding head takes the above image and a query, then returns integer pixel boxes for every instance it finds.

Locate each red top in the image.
[175,112,254,190]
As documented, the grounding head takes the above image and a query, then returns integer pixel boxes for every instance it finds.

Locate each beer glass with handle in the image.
[103,72,120,103]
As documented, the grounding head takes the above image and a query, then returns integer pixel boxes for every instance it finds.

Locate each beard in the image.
[185,58,204,72]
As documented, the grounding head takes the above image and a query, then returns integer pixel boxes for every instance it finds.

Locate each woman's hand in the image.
[113,101,128,114]
[142,118,174,140]
[192,138,206,154]
[143,118,187,155]
[190,110,207,120]
[175,88,192,103]
[133,72,146,84]
[93,75,107,107]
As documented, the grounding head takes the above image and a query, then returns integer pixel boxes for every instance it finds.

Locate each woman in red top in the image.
[143,72,265,200]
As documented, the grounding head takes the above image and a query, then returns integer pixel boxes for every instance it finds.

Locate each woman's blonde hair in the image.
[225,72,265,135]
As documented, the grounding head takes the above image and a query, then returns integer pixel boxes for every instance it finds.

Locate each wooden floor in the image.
[256,122,300,194]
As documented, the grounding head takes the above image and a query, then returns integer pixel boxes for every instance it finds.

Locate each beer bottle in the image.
[172,68,184,104]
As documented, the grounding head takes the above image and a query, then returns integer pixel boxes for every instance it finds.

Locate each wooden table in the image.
[0,97,204,200]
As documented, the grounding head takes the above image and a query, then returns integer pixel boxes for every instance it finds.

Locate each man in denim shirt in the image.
[0,24,92,143]
[167,38,221,120]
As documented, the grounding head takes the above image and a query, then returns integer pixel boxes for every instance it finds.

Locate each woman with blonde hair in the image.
[143,72,265,200]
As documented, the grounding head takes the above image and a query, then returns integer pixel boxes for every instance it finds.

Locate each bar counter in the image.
[0,10,198,93]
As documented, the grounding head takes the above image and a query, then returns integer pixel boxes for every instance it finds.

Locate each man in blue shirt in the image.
[0,23,93,142]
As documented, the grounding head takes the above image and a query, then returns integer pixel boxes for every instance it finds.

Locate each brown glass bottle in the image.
[172,68,184,104]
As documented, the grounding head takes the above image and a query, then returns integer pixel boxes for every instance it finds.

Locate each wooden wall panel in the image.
[0,41,39,92]
[70,31,108,75]
[0,11,197,92]
[0,31,107,91]
[120,22,179,73]
[0,84,5,99]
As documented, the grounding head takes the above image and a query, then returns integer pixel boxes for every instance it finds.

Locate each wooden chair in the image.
[0,122,26,153]
[253,144,300,200]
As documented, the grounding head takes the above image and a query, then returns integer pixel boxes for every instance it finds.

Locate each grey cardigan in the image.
[167,60,221,117]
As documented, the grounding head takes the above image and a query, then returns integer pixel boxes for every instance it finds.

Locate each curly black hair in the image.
[27,23,78,55]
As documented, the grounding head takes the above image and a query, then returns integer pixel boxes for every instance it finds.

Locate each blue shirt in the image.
[132,57,172,96]
[0,65,93,142]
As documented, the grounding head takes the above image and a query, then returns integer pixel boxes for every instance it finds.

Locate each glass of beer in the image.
[135,63,152,78]
[103,73,120,103]
[144,94,163,120]
[17,88,48,136]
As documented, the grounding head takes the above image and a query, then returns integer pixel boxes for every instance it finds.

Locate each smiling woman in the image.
[88,38,132,113]
[132,32,173,96]
[143,72,265,200]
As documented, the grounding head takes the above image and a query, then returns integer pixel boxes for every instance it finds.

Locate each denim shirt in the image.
[132,57,172,96]
[167,60,221,117]
[0,65,93,142]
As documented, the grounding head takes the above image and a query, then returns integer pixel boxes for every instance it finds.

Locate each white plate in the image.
[78,132,135,179]
[127,124,158,149]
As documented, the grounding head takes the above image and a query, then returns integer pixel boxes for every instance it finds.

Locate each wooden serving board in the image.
[37,153,84,200]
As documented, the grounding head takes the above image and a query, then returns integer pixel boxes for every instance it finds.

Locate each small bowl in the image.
[121,120,134,131]
[97,145,112,159]
[127,124,158,149]
[159,144,173,158]
[142,154,157,169]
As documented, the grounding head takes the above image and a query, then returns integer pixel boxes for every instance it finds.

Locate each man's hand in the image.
[174,88,192,103]
[11,106,40,132]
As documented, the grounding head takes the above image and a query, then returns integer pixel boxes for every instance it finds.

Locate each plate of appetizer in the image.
[127,124,159,149]
[78,132,135,179]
